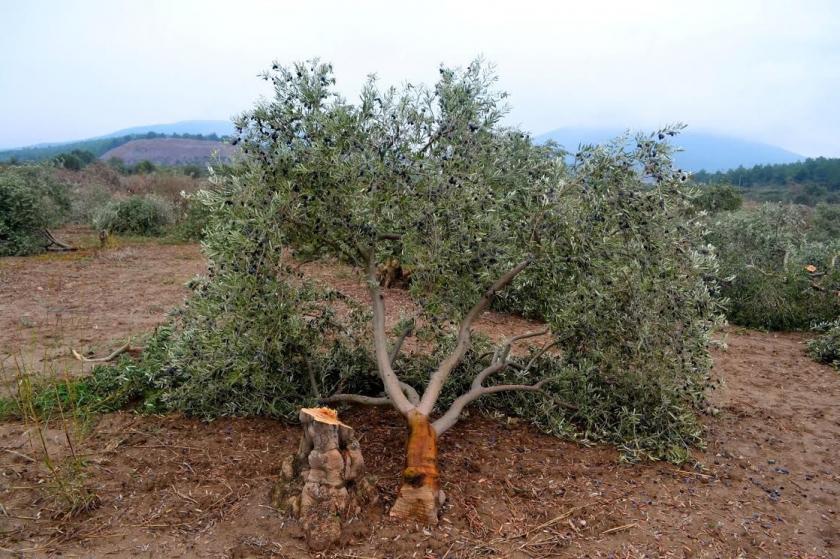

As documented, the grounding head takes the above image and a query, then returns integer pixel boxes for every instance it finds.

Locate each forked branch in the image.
[418,258,533,415]
[432,329,552,435]
[43,229,77,252]
[433,377,552,435]
[321,381,419,407]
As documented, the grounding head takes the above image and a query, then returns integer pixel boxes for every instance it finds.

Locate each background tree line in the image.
[695,157,840,205]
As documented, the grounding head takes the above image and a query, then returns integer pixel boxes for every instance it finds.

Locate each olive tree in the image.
[117,60,720,524]
[215,60,717,521]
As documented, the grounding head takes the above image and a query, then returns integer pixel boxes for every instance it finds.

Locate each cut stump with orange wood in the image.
[390,410,445,524]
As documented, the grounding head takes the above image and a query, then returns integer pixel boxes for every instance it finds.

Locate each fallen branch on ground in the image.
[71,343,137,363]
[42,229,77,252]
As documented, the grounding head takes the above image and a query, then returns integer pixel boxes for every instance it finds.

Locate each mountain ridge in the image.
[102,120,235,139]
[2,121,805,173]
[534,127,803,172]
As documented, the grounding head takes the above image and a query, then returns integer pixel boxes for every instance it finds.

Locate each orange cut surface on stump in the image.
[300,407,346,426]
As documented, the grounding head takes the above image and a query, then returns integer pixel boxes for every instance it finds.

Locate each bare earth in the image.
[0,231,838,558]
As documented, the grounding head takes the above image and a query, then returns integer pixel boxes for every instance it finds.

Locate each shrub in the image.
[92,195,173,235]
[181,164,205,178]
[692,183,743,213]
[808,319,840,369]
[171,191,212,241]
[120,172,201,205]
[706,204,840,329]
[0,166,70,255]
[70,182,113,223]
[106,157,127,174]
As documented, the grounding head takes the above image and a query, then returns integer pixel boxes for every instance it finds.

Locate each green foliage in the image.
[692,183,743,213]
[88,60,721,461]
[103,172,375,420]
[181,164,205,178]
[807,319,840,369]
[0,165,71,255]
[810,203,840,242]
[494,134,722,456]
[170,192,211,240]
[706,203,840,329]
[92,195,173,235]
[106,157,127,174]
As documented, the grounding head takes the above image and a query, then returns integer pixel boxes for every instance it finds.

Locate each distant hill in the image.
[100,138,237,165]
[0,120,235,163]
[103,120,235,139]
[535,128,803,172]
[0,134,142,162]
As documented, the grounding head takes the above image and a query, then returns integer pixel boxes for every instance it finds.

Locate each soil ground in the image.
[1,230,838,558]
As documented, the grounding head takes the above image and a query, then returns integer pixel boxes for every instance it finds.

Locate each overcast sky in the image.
[1,0,838,155]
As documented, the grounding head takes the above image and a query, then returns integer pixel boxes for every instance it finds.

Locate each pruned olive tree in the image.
[228,60,566,521]
[219,59,719,522]
[113,59,720,525]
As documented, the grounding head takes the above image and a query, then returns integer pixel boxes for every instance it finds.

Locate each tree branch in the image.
[43,229,77,252]
[433,377,552,435]
[366,248,415,415]
[321,393,393,406]
[417,258,533,415]
[431,329,553,435]
[389,322,414,365]
[492,329,549,365]
[71,342,133,363]
[305,361,321,398]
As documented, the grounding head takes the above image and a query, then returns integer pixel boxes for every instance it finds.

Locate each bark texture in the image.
[390,411,444,524]
[271,408,377,551]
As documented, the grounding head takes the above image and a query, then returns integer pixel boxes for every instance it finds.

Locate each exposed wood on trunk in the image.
[390,410,444,524]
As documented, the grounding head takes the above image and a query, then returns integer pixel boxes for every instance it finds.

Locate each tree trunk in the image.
[389,410,444,524]
[272,407,377,551]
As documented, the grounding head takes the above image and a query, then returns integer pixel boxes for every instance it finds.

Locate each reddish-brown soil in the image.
[0,226,205,384]
[1,232,838,558]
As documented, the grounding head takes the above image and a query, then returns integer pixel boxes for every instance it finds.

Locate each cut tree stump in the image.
[271,407,378,551]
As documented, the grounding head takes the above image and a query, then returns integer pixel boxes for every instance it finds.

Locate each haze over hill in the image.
[535,128,804,172]
[2,120,807,173]
[0,121,237,164]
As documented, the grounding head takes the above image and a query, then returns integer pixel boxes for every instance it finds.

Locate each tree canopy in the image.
[90,59,722,465]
